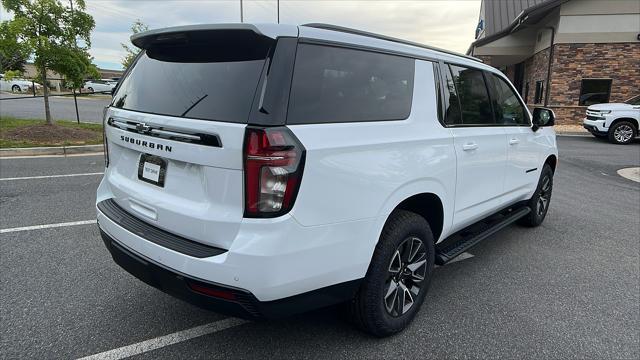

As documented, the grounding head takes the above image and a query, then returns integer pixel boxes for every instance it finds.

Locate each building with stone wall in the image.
[468,0,640,124]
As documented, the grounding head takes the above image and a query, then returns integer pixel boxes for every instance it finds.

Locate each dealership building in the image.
[468,0,640,124]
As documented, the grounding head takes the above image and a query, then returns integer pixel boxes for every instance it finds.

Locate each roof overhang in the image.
[467,0,568,55]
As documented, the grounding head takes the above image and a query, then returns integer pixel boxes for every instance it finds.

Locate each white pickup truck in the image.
[583,95,640,145]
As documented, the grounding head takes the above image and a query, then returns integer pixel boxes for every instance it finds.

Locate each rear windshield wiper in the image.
[181,94,209,117]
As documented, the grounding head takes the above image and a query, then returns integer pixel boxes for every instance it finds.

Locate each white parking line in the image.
[0,152,104,160]
[0,220,97,234]
[77,318,248,360]
[0,172,103,181]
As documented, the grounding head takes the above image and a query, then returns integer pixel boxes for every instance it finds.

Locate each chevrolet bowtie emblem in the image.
[136,123,151,132]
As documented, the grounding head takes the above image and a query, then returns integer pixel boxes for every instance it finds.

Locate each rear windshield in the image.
[112,42,269,123]
[287,44,415,124]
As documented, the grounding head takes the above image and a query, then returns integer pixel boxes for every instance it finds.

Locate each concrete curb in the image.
[556,132,591,137]
[617,167,640,183]
[0,144,103,157]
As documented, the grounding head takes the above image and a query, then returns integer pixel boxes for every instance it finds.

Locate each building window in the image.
[534,80,544,104]
[579,79,612,106]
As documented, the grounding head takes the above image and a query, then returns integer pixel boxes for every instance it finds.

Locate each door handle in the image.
[509,138,520,145]
[462,143,478,151]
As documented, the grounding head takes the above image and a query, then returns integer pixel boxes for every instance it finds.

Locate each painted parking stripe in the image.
[0,220,97,234]
[0,172,103,181]
[0,152,104,160]
[77,318,248,360]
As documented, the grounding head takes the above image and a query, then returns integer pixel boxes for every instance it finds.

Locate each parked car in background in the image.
[83,79,117,93]
[0,73,43,93]
[583,95,640,144]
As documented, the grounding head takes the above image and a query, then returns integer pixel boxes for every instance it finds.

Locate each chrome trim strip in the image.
[108,117,222,147]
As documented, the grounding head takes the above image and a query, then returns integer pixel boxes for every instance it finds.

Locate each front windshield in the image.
[625,95,640,105]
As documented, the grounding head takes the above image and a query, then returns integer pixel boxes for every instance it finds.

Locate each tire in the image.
[348,209,435,337]
[608,121,637,145]
[87,87,94,93]
[11,85,20,92]
[518,164,553,227]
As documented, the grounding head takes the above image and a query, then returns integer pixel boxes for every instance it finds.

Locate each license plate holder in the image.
[138,154,167,187]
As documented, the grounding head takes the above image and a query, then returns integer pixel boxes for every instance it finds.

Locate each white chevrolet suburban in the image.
[97,23,558,336]
[583,95,640,145]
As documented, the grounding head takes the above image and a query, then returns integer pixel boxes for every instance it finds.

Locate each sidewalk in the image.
[555,124,589,135]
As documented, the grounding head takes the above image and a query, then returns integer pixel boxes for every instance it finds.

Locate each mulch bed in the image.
[1,124,101,145]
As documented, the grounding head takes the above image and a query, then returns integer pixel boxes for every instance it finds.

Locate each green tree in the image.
[121,19,148,69]
[2,0,96,125]
[0,20,32,72]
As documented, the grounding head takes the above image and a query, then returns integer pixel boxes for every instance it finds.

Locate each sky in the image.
[1,0,481,71]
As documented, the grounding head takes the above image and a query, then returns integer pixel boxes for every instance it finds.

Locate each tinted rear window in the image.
[449,65,494,126]
[112,45,268,123]
[287,44,415,124]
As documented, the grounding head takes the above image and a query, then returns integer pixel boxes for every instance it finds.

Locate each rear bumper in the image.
[100,229,361,319]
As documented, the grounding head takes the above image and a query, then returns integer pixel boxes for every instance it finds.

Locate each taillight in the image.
[244,126,305,218]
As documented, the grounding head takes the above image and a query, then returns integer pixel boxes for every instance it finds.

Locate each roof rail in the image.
[302,23,482,63]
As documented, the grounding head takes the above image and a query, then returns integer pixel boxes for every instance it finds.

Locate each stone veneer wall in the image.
[523,48,551,106]
[547,43,640,124]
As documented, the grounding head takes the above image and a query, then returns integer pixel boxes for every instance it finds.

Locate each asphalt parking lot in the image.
[1,136,638,359]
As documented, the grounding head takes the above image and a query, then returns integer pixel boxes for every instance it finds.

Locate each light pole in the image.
[277,0,280,24]
[240,0,243,23]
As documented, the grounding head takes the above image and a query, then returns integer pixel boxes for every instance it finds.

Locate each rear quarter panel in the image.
[288,60,456,239]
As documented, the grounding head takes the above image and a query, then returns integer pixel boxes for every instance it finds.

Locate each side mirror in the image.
[532,107,555,131]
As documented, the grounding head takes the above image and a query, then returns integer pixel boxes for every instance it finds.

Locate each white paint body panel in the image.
[97,24,558,302]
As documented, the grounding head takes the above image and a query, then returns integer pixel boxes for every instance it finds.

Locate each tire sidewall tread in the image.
[608,121,637,145]
[518,164,554,227]
[350,209,435,337]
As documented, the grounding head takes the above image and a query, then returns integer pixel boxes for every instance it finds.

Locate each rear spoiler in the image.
[131,23,298,49]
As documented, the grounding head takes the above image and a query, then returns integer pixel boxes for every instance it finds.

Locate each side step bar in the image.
[435,206,531,265]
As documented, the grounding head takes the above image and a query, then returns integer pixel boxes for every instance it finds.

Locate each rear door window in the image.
[287,44,415,124]
[448,65,494,126]
[112,46,269,123]
[442,64,462,125]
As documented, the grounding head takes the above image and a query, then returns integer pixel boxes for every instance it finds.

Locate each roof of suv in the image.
[131,23,486,70]
[302,23,481,63]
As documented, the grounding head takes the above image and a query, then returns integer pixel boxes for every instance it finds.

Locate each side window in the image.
[579,79,612,106]
[486,73,528,126]
[442,64,462,125]
[534,80,544,104]
[449,65,494,125]
[287,44,415,124]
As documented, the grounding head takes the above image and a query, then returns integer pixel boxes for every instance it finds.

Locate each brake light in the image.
[244,126,305,218]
